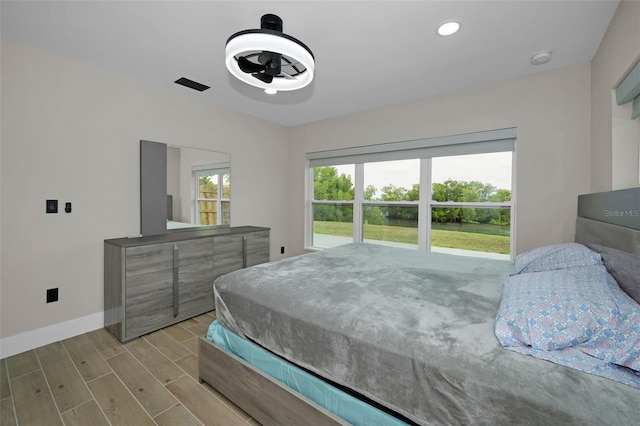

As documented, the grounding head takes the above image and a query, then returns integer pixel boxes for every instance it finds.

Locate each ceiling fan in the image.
[225,14,315,93]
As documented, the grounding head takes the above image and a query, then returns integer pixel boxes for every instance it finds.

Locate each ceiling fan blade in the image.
[252,73,273,84]
[278,71,296,80]
[237,56,265,74]
[280,56,306,67]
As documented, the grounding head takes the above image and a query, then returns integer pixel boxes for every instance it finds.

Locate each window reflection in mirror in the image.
[166,145,230,230]
[195,166,230,226]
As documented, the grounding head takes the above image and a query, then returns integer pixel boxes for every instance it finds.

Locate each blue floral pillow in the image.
[496,265,640,374]
[579,273,640,372]
[511,243,602,275]
[495,265,614,351]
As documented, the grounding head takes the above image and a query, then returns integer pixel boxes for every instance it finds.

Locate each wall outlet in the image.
[46,288,59,303]
[280,246,285,254]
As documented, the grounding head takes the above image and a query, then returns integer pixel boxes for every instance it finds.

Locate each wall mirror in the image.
[141,140,231,236]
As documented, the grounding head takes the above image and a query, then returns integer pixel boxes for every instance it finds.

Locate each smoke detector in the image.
[530,50,552,66]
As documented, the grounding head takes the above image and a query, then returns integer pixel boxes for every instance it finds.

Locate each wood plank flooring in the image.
[0,311,260,426]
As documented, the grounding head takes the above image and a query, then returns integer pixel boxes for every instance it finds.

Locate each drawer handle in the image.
[243,236,247,268]
[173,244,179,318]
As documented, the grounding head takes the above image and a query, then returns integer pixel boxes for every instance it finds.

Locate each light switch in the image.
[46,199,58,213]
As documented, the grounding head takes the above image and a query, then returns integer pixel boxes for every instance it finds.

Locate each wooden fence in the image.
[198,187,230,225]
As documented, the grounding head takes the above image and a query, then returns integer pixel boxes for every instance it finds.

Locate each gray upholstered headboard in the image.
[575,187,640,255]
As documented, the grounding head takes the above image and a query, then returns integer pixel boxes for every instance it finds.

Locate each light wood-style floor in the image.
[0,311,260,426]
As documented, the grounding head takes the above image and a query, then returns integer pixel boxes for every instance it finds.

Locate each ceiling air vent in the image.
[174,77,210,92]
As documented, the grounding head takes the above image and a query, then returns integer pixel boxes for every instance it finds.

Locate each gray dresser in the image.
[104,226,269,342]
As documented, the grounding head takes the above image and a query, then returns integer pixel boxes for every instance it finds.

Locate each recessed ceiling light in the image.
[437,21,461,37]
[530,50,552,65]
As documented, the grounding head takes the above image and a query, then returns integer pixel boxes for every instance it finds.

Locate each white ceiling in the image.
[1,1,619,127]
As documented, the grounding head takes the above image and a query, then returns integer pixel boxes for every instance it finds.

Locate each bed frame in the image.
[198,188,639,426]
[198,336,348,425]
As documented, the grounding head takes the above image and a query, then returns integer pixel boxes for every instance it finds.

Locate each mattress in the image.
[214,243,640,425]
[207,319,409,425]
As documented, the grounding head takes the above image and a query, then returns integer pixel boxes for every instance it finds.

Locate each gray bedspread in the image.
[214,243,640,425]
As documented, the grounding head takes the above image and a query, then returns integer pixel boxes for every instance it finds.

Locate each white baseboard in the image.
[0,311,104,358]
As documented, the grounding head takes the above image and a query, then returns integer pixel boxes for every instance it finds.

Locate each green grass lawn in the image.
[314,221,510,254]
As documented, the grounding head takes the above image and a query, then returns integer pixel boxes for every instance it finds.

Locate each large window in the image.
[194,167,230,226]
[307,129,515,259]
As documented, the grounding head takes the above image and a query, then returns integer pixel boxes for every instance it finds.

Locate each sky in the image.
[334,152,512,197]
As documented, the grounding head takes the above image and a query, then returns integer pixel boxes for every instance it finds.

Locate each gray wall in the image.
[590,0,640,192]
[288,63,592,257]
[0,39,289,356]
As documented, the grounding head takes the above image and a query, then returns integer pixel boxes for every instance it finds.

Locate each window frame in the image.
[305,129,516,258]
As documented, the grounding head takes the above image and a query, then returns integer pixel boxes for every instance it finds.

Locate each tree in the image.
[313,166,510,226]
[407,184,420,201]
[431,179,510,225]
[359,184,383,224]
[199,176,217,197]
[432,180,463,223]
[313,167,355,222]
[491,189,511,225]
[363,184,377,201]
[313,167,354,201]
[380,184,418,221]
[199,176,214,188]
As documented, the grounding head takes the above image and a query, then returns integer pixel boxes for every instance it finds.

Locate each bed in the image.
[198,188,640,425]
